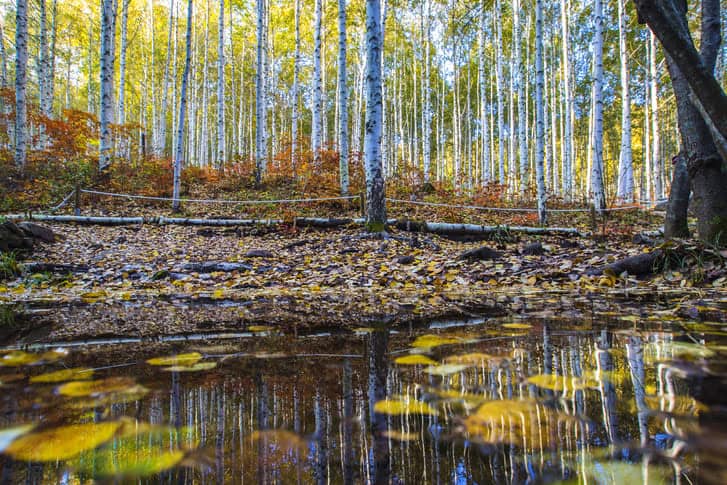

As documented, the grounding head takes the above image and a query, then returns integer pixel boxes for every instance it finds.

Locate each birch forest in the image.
[3,0,726,212]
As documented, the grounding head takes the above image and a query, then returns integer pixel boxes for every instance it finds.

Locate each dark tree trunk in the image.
[636,0,727,245]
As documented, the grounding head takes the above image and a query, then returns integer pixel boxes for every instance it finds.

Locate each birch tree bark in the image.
[216,0,225,167]
[118,0,129,126]
[535,0,547,224]
[338,0,349,195]
[255,0,267,184]
[291,0,301,175]
[560,0,573,198]
[478,1,490,184]
[422,0,432,184]
[99,0,117,171]
[14,0,28,171]
[590,0,607,213]
[514,0,527,194]
[364,0,387,231]
[495,0,505,184]
[158,0,175,158]
[312,0,324,163]
[173,0,194,212]
[616,0,634,201]
[649,32,663,201]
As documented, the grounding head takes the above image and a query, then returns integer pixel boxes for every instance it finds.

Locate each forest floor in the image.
[2,205,727,343]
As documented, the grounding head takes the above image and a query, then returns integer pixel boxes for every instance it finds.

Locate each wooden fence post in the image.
[74,184,82,216]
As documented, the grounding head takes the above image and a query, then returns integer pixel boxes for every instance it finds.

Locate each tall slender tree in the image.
[364,0,386,231]
[590,0,606,213]
[173,0,194,211]
[535,0,547,224]
[99,0,117,171]
[255,0,266,184]
[14,0,28,171]
[291,0,301,175]
[616,0,633,201]
[338,0,349,195]
[216,0,225,166]
[312,0,324,162]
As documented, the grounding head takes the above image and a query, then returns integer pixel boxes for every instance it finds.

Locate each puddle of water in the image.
[0,315,726,484]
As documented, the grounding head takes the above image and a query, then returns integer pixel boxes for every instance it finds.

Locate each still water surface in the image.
[0,311,726,484]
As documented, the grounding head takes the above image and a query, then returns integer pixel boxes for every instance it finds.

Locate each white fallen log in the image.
[3,214,586,236]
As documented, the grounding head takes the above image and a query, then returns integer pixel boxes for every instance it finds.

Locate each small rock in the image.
[521,242,545,256]
[244,249,274,258]
[632,233,655,245]
[395,255,416,265]
[114,236,127,244]
[457,246,502,261]
[339,248,358,254]
[17,222,56,243]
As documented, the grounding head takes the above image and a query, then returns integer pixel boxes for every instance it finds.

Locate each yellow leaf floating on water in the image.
[5,422,121,461]
[146,352,202,366]
[374,398,438,416]
[411,334,461,349]
[80,290,108,302]
[465,399,578,447]
[501,323,533,330]
[0,351,41,367]
[85,449,185,479]
[395,355,438,366]
[31,367,94,383]
[58,377,140,397]
[163,362,217,372]
[425,364,471,376]
[526,374,599,393]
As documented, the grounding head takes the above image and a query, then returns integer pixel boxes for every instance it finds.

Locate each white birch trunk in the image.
[616,0,633,201]
[478,2,490,184]
[649,31,662,201]
[99,0,117,171]
[422,0,432,184]
[560,0,573,198]
[291,0,301,173]
[216,0,225,166]
[590,0,606,213]
[495,0,505,184]
[173,0,193,212]
[118,0,129,126]
[255,0,267,183]
[535,0,547,224]
[158,0,175,158]
[14,0,28,170]
[364,0,386,230]
[515,0,527,194]
[338,0,349,195]
[312,0,324,161]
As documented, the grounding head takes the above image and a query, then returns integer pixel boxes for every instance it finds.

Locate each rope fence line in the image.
[54,188,655,217]
[386,198,644,213]
[80,189,360,205]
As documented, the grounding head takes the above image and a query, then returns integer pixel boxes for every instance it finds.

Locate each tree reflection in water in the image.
[0,320,726,484]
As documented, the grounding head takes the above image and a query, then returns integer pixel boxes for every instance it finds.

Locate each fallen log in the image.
[588,250,664,277]
[393,220,585,237]
[3,214,586,237]
[22,263,90,274]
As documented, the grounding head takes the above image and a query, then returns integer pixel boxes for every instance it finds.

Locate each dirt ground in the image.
[1,221,726,343]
